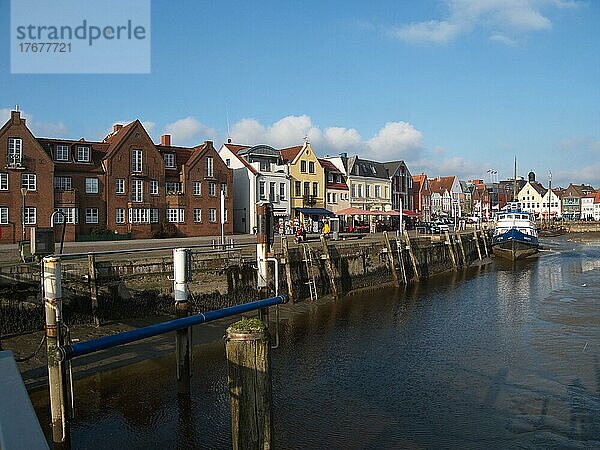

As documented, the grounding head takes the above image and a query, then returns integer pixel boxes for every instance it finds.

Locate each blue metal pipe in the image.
[60,296,286,360]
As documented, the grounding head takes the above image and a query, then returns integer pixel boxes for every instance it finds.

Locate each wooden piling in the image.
[444,231,457,270]
[87,254,100,327]
[474,231,482,260]
[403,230,420,281]
[175,300,191,395]
[320,235,339,299]
[383,231,400,287]
[281,238,295,304]
[481,229,489,257]
[226,319,272,450]
[395,237,408,285]
[456,232,467,266]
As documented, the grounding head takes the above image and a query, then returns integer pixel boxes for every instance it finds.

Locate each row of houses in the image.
[2,109,597,244]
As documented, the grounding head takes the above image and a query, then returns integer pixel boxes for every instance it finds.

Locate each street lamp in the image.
[20,187,27,242]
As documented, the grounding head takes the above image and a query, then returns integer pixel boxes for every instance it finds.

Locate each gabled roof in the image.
[279,145,303,163]
[564,183,595,197]
[347,156,389,180]
[103,120,138,159]
[318,158,341,173]
[527,181,547,197]
[37,138,107,172]
[383,161,408,178]
[221,143,257,175]
[429,176,457,195]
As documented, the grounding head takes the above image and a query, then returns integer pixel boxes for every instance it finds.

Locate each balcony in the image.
[6,156,26,170]
[302,195,318,207]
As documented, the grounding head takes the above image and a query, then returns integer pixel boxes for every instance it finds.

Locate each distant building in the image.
[319,158,350,214]
[412,173,431,221]
[561,183,595,220]
[383,161,413,212]
[429,176,462,218]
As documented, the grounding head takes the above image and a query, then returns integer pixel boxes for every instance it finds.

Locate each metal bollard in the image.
[173,248,191,395]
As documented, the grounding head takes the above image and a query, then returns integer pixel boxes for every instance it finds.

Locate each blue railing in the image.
[58,295,286,361]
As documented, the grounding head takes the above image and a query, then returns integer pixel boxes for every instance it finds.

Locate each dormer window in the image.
[55,144,69,161]
[77,146,90,163]
[260,160,270,172]
[8,138,22,166]
[164,153,175,168]
[328,173,334,183]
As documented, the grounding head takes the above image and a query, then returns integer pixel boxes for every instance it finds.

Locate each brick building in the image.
[0,110,232,243]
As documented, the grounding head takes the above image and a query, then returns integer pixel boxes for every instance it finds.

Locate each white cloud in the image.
[1,107,68,137]
[390,0,580,44]
[410,155,489,180]
[366,121,423,160]
[163,117,217,146]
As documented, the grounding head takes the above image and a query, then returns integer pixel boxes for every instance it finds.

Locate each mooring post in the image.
[281,238,295,304]
[383,231,400,287]
[445,231,457,270]
[456,232,467,266]
[403,230,420,281]
[43,255,70,447]
[320,234,339,299]
[474,230,482,260]
[226,319,273,450]
[395,237,408,285]
[256,204,272,323]
[173,248,191,395]
[87,254,100,327]
[480,229,489,257]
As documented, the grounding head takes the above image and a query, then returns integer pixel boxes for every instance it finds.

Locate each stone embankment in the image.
[0,231,491,337]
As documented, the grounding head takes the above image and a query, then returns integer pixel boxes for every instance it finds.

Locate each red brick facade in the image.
[0,111,233,243]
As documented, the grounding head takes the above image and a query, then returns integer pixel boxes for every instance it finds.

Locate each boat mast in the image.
[548,170,552,224]
[513,156,517,201]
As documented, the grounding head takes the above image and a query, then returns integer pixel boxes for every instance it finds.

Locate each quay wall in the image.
[0,231,490,336]
[563,222,600,233]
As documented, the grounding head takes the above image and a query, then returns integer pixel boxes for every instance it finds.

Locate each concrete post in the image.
[226,319,272,450]
[173,248,191,395]
[43,256,70,447]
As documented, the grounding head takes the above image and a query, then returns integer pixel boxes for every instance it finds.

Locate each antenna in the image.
[225,104,231,141]
[15,105,19,112]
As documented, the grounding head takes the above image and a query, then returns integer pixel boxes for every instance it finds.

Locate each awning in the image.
[296,208,335,217]
[335,207,380,216]
[402,209,419,217]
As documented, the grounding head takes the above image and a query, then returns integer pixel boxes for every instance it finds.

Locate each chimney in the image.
[113,124,123,133]
[11,110,21,124]
[161,134,171,146]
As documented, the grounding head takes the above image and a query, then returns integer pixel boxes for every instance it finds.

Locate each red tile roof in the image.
[318,158,340,172]
[279,145,303,163]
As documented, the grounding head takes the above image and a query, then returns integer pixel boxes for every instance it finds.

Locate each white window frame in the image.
[259,181,266,200]
[132,179,143,203]
[150,180,159,195]
[193,208,202,223]
[54,207,78,224]
[167,208,185,223]
[8,138,22,166]
[85,208,99,224]
[24,206,36,225]
[129,208,150,224]
[164,153,175,168]
[0,207,8,225]
[221,182,228,197]
[77,146,90,162]
[193,181,201,196]
[280,183,285,200]
[55,144,69,161]
[54,176,72,191]
[0,173,8,191]
[150,208,159,223]
[21,173,36,191]
[132,149,143,173]
[85,177,98,194]
[208,181,216,197]
[209,208,217,223]
[115,178,125,194]
[116,208,125,224]
[206,157,214,177]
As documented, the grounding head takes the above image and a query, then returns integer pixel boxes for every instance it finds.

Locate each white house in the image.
[429,176,462,218]
[582,193,596,220]
[219,143,290,233]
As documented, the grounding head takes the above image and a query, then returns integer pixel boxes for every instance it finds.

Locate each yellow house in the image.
[279,142,328,222]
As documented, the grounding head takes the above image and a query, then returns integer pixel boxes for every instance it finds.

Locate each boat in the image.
[538,226,567,237]
[491,203,539,261]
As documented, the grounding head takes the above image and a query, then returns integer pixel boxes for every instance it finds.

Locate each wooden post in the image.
[226,319,272,450]
[383,231,400,287]
[281,238,295,304]
[43,256,70,447]
[173,248,191,395]
[395,237,408,285]
[474,231,482,260]
[320,235,339,299]
[87,254,100,327]
[456,232,467,266]
[444,231,457,270]
[481,229,489,257]
[403,230,420,281]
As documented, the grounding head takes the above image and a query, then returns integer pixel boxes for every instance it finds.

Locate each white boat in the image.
[491,203,539,261]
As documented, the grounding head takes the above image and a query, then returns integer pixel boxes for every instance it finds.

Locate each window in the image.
[259,181,266,200]
[53,208,78,224]
[23,207,36,225]
[55,145,69,161]
[77,146,90,162]
[129,208,149,223]
[150,208,159,223]
[358,185,363,198]
[164,153,175,168]
[85,177,98,194]
[150,180,158,195]
[221,182,228,197]
[166,181,183,194]
[0,173,7,191]
[8,138,22,166]
[206,157,214,177]
[116,208,125,224]
[115,178,125,194]
[366,185,371,198]
[300,161,307,173]
[223,208,228,222]
[328,173,334,183]
[295,181,301,197]
[21,173,36,191]
[309,161,315,174]
[209,208,217,222]
[208,181,216,197]
[375,186,381,198]
[167,208,185,223]
[304,182,310,196]
[85,208,99,224]
[280,183,286,200]
[54,177,72,190]
[351,184,355,197]
[269,182,276,202]
[132,149,143,173]
[0,207,7,225]
[260,160,270,172]
[193,181,201,196]
[225,158,231,167]
[194,208,202,223]
[132,179,143,202]
[312,182,318,197]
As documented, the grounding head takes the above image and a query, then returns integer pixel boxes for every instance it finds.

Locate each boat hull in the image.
[492,228,539,261]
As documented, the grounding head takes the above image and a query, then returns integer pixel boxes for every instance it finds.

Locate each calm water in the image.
[31,235,600,449]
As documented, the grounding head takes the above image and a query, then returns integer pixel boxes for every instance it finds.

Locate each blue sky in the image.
[1,0,599,187]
